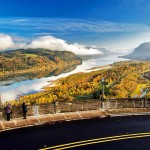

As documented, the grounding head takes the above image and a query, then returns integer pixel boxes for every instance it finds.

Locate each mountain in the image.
[122,42,150,60]
[85,47,117,55]
[0,48,82,81]
[97,48,118,55]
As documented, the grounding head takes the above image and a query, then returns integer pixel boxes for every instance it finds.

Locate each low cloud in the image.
[28,36,102,55]
[0,34,102,55]
[0,34,15,50]
[28,36,67,51]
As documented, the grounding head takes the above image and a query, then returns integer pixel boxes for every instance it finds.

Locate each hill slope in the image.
[122,42,150,60]
[0,48,82,80]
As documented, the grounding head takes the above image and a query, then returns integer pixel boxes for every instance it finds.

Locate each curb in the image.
[110,112,150,117]
[0,110,108,132]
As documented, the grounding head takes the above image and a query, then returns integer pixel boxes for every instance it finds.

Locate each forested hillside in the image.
[10,60,150,106]
[0,48,82,81]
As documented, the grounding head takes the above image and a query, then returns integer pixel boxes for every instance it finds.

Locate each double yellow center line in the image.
[39,132,150,150]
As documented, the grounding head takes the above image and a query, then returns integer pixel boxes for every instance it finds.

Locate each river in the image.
[0,55,129,102]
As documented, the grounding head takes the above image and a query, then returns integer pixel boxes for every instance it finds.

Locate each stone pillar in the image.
[115,100,118,108]
[54,102,58,113]
[67,103,72,112]
[0,94,3,120]
[133,100,136,108]
[33,105,39,116]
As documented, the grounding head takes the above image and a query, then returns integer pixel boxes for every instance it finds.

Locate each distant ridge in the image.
[122,42,150,60]
[85,47,117,55]
[97,47,117,55]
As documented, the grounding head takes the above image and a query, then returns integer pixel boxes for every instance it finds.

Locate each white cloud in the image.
[12,19,28,23]
[28,36,67,51]
[28,36,102,55]
[2,18,149,34]
[65,43,103,55]
[0,34,15,50]
[2,31,150,55]
[1,18,150,54]
[0,34,102,55]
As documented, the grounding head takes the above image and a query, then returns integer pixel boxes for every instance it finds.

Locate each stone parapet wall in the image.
[103,98,150,109]
[0,98,150,121]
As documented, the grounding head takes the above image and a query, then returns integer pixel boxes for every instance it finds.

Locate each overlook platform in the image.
[0,108,150,132]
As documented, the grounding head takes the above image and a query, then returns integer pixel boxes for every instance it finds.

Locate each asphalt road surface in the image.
[0,115,150,150]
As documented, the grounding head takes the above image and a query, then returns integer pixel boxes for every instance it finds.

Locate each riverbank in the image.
[0,54,128,103]
[83,65,112,73]
[1,108,150,132]
[45,64,112,88]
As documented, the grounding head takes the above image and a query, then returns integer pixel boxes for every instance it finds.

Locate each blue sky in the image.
[0,0,150,53]
[1,0,150,24]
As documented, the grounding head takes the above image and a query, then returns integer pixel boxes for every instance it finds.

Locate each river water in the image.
[0,55,128,102]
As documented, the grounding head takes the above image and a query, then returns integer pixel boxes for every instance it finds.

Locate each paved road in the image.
[0,115,150,150]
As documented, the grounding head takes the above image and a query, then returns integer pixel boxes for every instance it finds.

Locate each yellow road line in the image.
[57,134,150,150]
[39,132,150,150]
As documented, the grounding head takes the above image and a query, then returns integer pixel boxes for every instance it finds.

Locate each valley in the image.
[8,60,150,106]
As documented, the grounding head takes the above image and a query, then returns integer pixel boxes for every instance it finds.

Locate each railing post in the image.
[107,100,110,109]
[53,101,58,113]
[82,106,84,111]
[144,98,146,108]
[133,100,135,108]
[0,112,3,121]
[0,106,3,121]
[67,103,72,112]
[33,105,39,116]
[141,99,144,108]
[115,100,118,108]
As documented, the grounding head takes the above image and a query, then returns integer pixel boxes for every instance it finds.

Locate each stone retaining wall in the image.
[0,100,101,120]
